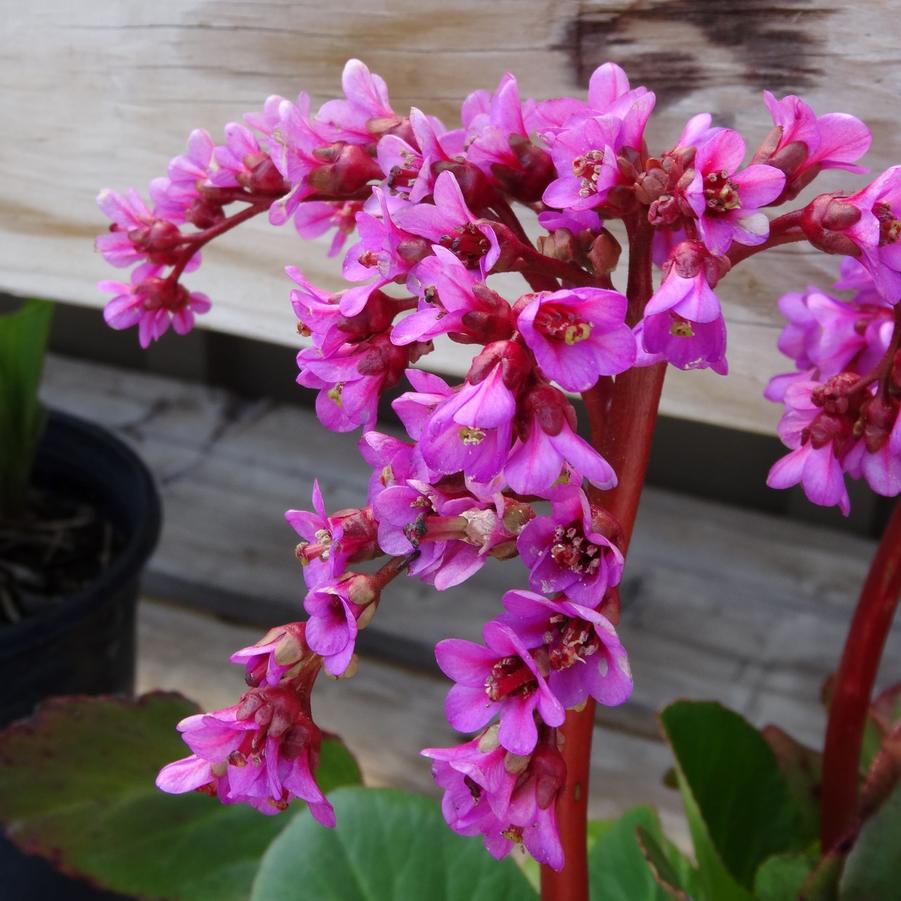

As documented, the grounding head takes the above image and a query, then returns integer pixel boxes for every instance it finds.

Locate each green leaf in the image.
[0,692,361,901]
[0,298,53,517]
[588,805,700,901]
[660,702,802,895]
[762,725,822,844]
[635,824,698,899]
[250,786,537,901]
[678,774,754,901]
[753,851,817,901]
[840,783,901,900]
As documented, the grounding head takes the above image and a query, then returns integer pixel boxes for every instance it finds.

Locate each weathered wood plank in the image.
[5,1,899,432]
[43,353,901,757]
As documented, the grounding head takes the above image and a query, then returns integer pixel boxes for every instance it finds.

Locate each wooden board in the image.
[43,353,901,764]
[4,1,900,433]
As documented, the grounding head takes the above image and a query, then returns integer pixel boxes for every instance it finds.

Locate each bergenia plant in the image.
[94,60,901,897]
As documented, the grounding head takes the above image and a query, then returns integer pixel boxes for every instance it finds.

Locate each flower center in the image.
[545,615,601,671]
[875,202,901,246]
[296,527,333,565]
[440,223,490,268]
[669,316,695,337]
[327,383,345,406]
[572,149,605,198]
[550,525,603,576]
[387,151,422,193]
[502,826,524,844]
[703,169,741,214]
[533,304,593,345]
[484,656,538,701]
[459,426,486,445]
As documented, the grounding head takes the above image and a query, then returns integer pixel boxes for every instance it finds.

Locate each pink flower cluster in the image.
[99,58,901,869]
[766,260,900,514]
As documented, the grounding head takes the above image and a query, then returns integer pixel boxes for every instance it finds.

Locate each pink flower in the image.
[289,267,410,356]
[542,115,624,212]
[516,287,636,391]
[639,240,728,374]
[297,334,429,432]
[422,727,567,870]
[462,73,555,203]
[262,90,382,225]
[96,188,184,269]
[149,128,219,225]
[505,385,617,496]
[303,575,373,676]
[583,62,655,150]
[420,342,530,483]
[500,590,632,710]
[317,59,403,143]
[766,380,854,515]
[285,482,379,588]
[843,393,901,497]
[378,107,464,201]
[373,481,517,590]
[293,200,362,256]
[230,623,308,688]
[757,92,870,199]
[684,129,785,255]
[156,684,335,825]
[342,189,429,303]
[393,171,501,275]
[838,167,901,304]
[357,430,428,506]
[392,246,514,347]
[516,486,623,604]
[766,282,892,389]
[100,268,210,348]
[436,620,565,755]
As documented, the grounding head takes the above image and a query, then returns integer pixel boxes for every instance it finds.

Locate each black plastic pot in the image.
[0,409,161,900]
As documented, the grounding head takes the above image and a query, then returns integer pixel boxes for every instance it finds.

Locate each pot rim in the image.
[0,409,161,645]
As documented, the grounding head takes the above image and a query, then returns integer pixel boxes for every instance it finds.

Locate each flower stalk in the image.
[541,215,665,901]
[820,498,901,851]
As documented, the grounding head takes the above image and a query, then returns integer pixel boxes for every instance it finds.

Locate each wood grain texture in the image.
[43,354,901,762]
[4,1,899,433]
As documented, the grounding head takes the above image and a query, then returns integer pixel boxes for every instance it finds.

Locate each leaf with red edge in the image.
[0,692,361,901]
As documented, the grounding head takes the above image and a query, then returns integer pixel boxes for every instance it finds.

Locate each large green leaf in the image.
[0,692,361,901]
[840,783,901,900]
[0,297,53,517]
[250,786,537,901]
[588,805,701,901]
[660,702,802,893]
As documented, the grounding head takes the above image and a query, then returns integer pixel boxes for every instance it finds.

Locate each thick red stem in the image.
[820,499,901,850]
[541,216,665,901]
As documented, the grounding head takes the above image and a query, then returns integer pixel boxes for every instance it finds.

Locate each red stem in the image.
[167,201,270,282]
[540,216,665,901]
[820,499,901,850]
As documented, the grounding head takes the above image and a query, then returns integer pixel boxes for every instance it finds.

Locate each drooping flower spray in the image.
[97,60,901,898]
